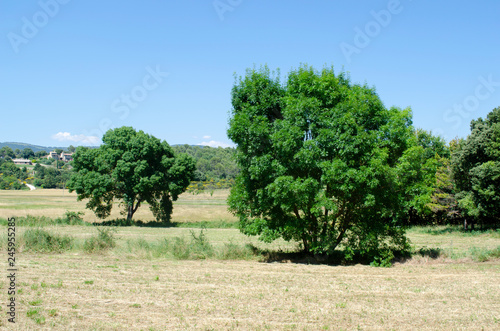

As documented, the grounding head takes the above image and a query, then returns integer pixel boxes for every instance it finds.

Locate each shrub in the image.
[21,228,73,253]
[61,211,86,225]
[83,227,117,253]
[217,242,256,260]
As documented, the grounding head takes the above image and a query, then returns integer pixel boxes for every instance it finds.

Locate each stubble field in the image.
[0,189,499,330]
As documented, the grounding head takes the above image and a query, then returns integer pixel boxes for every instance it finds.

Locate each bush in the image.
[170,229,214,260]
[21,228,73,253]
[83,227,117,253]
[0,213,88,227]
[61,211,86,225]
[217,242,256,260]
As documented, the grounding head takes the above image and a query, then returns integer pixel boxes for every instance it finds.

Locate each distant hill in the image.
[0,142,68,153]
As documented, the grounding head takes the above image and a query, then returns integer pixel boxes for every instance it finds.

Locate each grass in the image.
[18,228,73,253]
[83,227,117,253]
[0,188,237,224]
[4,253,499,330]
[0,189,498,329]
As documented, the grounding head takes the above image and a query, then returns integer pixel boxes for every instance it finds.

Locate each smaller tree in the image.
[67,127,195,223]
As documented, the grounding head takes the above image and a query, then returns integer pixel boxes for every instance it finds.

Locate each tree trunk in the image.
[126,199,142,222]
[127,205,134,221]
[302,237,309,254]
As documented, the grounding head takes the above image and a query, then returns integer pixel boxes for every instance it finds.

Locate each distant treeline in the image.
[172,145,238,181]
[0,158,71,189]
[0,144,237,190]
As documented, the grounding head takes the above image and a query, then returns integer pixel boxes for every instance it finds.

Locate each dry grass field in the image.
[0,189,237,224]
[0,189,499,330]
[0,253,499,330]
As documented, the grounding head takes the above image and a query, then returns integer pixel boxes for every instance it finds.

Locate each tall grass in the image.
[0,211,89,227]
[120,228,259,260]
[19,228,73,253]
[409,225,500,237]
[83,227,117,253]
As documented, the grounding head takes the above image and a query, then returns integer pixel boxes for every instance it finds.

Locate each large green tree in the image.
[227,65,414,259]
[67,127,195,222]
[452,106,500,227]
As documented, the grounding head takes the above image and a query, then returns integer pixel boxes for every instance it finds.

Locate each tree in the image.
[35,150,48,158]
[67,127,196,222]
[452,106,500,227]
[227,65,414,260]
[21,148,35,159]
[396,129,456,225]
[0,146,15,159]
[68,145,76,153]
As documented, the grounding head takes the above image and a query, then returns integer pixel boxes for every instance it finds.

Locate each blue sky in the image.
[1,0,499,148]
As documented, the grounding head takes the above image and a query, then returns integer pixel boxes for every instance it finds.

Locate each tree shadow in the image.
[257,249,362,266]
[91,218,178,228]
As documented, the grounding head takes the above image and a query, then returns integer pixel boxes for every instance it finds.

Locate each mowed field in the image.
[0,189,238,224]
[0,189,499,330]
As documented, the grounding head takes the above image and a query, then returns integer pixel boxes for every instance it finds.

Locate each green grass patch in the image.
[119,229,260,261]
[83,227,117,253]
[20,228,73,253]
[408,225,500,237]
[0,211,89,227]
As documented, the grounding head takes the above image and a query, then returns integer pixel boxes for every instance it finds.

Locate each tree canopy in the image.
[452,106,500,227]
[172,144,238,181]
[67,127,195,223]
[227,65,415,260]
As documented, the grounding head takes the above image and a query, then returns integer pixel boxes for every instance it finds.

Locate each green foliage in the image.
[21,228,74,253]
[83,227,117,253]
[22,148,35,159]
[0,158,29,189]
[62,211,86,225]
[217,242,256,260]
[172,145,238,181]
[396,130,459,225]
[0,213,88,227]
[227,65,414,261]
[67,127,196,222]
[186,178,235,193]
[0,146,15,158]
[32,163,72,189]
[452,106,500,227]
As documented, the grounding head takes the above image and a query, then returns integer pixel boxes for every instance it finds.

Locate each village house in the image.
[12,158,32,165]
[46,151,74,162]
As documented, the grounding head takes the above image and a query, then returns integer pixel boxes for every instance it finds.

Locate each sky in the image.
[1,0,499,148]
